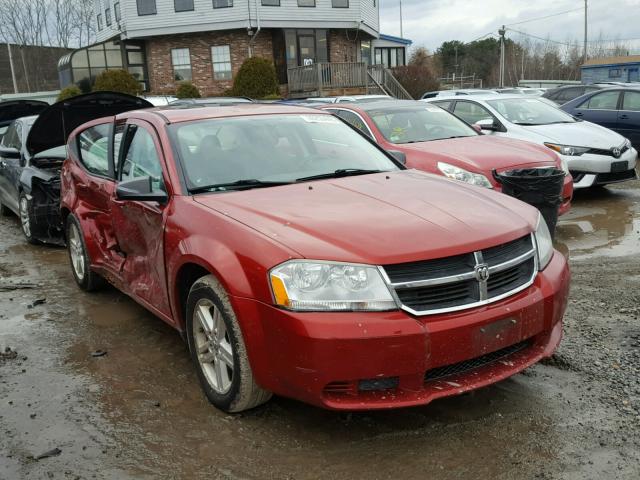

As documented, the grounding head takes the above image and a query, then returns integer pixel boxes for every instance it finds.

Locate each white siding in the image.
[94,0,379,40]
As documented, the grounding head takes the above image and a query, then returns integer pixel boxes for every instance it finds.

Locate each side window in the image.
[557,87,583,103]
[0,124,17,148]
[433,100,452,111]
[120,126,165,193]
[582,91,620,110]
[453,101,493,124]
[78,124,111,176]
[13,122,23,150]
[335,110,373,139]
[622,91,640,111]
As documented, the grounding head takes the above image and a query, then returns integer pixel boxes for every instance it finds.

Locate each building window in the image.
[212,45,232,80]
[97,14,103,31]
[332,0,348,7]
[137,0,157,15]
[374,47,406,68]
[609,68,622,78]
[298,0,315,6]
[213,0,233,7]
[175,0,194,11]
[262,0,280,5]
[105,8,112,26]
[114,2,121,21]
[171,48,192,81]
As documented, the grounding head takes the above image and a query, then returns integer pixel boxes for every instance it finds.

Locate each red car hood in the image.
[400,135,560,174]
[193,170,539,265]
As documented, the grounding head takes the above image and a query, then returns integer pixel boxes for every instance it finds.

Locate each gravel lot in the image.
[1,181,639,480]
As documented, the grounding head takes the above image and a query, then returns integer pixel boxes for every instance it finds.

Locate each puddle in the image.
[556,186,640,259]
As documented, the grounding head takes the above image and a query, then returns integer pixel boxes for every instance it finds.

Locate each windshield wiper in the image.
[513,122,542,126]
[296,169,384,182]
[190,179,294,193]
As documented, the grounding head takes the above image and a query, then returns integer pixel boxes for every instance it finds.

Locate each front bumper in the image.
[565,148,638,189]
[493,172,573,216]
[233,252,570,410]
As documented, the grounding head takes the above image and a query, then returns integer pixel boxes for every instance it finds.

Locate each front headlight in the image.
[269,260,397,311]
[558,156,570,175]
[534,214,554,270]
[623,138,632,150]
[544,143,590,157]
[437,162,493,188]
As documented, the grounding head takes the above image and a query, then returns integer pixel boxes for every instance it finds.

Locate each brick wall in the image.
[146,29,274,96]
[329,30,359,63]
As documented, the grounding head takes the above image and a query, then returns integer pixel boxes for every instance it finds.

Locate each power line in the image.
[506,28,575,47]
[505,7,584,27]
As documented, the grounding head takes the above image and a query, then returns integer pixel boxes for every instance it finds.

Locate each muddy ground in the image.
[1,181,639,480]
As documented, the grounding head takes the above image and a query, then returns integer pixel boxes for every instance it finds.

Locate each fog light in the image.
[358,377,399,392]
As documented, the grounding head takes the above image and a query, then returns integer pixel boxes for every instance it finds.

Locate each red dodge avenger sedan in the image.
[58,104,570,412]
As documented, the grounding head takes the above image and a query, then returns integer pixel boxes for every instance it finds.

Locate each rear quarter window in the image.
[78,124,111,176]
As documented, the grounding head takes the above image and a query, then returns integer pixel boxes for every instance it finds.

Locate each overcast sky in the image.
[380,0,640,53]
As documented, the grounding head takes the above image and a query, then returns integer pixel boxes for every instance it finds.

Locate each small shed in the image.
[581,55,640,84]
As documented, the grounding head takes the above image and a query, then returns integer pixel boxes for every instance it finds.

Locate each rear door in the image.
[0,121,23,212]
[110,119,172,318]
[71,121,122,274]
[572,90,621,130]
[618,90,640,148]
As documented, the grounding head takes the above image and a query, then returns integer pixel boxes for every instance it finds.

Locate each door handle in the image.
[574,112,583,117]
[619,114,629,120]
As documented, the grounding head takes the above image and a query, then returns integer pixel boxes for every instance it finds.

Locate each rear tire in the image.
[66,214,103,291]
[186,274,271,413]
[18,194,38,245]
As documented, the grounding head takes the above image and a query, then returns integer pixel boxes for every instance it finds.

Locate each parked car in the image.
[421,89,499,99]
[424,95,638,189]
[321,100,573,215]
[542,84,605,105]
[0,92,152,244]
[560,87,640,150]
[0,100,49,143]
[60,103,569,412]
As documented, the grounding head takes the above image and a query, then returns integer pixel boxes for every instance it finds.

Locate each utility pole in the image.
[499,26,506,88]
[399,0,403,38]
[7,44,18,94]
[583,0,588,63]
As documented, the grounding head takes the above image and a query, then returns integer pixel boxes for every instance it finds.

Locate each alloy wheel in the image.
[68,222,86,281]
[192,298,234,394]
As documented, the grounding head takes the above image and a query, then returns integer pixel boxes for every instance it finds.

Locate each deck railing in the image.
[287,62,369,95]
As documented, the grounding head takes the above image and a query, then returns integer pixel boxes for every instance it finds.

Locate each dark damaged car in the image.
[0,92,152,244]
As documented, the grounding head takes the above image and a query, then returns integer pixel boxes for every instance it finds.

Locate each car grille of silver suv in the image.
[381,235,538,316]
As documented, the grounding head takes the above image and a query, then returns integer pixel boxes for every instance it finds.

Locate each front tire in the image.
[66,214,102,291]
[19,194,37,244]
[186,275,271,412]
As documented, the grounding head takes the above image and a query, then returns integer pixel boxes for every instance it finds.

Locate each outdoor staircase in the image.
[287,62,413,99]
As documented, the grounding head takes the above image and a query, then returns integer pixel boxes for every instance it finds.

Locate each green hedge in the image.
[57,85,82,102]
[176,82,201,99]
[93,69,141,95]
[232,57,279,99]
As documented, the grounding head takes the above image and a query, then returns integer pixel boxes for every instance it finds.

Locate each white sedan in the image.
[423,94,638,189]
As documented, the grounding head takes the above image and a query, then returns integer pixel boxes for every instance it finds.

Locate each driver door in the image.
[0,121,22,212]
[110,119,172,319]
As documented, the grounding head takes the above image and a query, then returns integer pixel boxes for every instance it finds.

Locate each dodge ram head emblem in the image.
[612,147,621,158]
[474,263,490,282]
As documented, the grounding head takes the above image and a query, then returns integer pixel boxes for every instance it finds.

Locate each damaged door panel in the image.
[109,120,172,319]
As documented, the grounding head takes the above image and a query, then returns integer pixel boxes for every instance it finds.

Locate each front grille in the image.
[595,169,637,185]
[587,145,630,157]
[383,235,537,315]
[424,340,531,382]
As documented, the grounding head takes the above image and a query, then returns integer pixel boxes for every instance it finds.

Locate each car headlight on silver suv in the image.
[270,261,397,311]
[437,162,493,188]
[534,214,554,270]
[544,143,590,157]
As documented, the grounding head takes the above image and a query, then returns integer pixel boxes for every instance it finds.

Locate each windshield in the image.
[171,114,399,191]
[487,98,576,125]
[369,105,477,144]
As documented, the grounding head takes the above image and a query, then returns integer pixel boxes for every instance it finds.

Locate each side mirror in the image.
[471,124,482,134]
[387,150,407,165]
[0,146,21,159]
[475,118,499,131]
[116,176,167,203]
